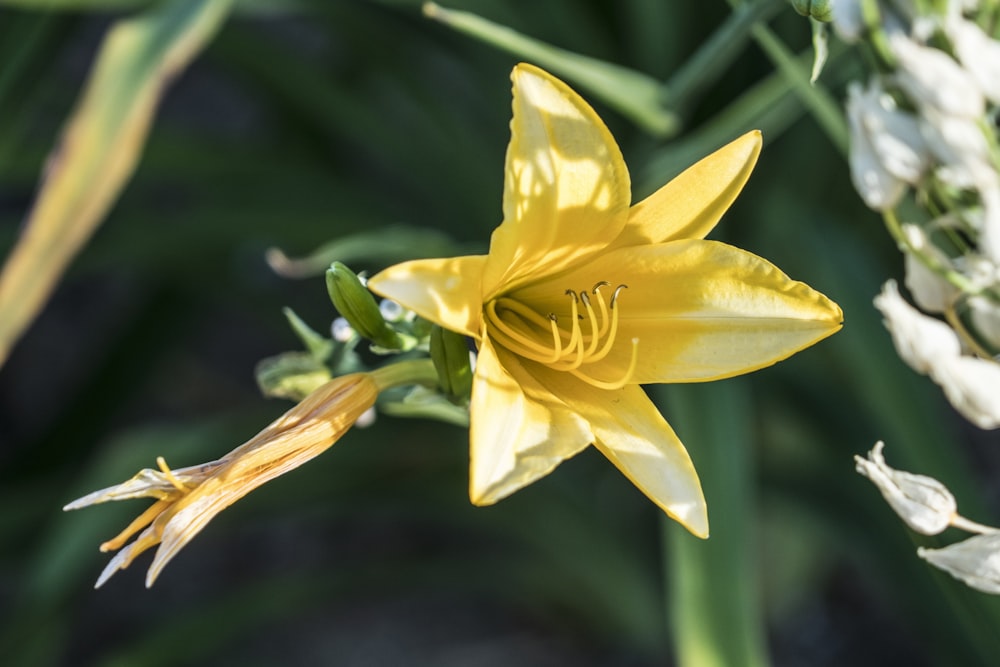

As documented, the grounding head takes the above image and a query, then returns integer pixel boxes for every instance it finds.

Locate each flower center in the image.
[484,281,638,390]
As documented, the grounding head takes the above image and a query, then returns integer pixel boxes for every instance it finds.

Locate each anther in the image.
[592,281,610,294]
[610,284,628,308]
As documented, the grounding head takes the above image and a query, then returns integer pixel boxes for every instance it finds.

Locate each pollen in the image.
[484,282,638,389]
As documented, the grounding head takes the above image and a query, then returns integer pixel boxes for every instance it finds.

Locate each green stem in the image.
[658,380,769,667]
[882,208,982,294]
[370,358,440,392]
[748,21,850,155]
[663,0,784,115]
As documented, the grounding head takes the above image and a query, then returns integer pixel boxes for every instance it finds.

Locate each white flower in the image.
[946,15,1000,105]
[933,355,1000,429]
[855,441,957,534]
[978,184,1000,264]
[873,280,962,373]
[846,80,929,210]
[920,109,994,190]
[891,32,984,118]
[919,533,1000,594]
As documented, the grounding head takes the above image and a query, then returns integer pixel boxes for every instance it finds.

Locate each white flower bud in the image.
[920,109,993,190]
[855,441,957,535]
[918,533,1000,594]
[890,32,984,118]
[874,280,961,374]
[846,81,929,209]
[931,356,1000,429]
[902,224,956,313]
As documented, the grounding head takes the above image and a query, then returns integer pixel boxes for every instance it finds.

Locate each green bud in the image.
[430,325,473,399]
[790,0,832,21]
[255,352,332,401]
[326,262,403,350]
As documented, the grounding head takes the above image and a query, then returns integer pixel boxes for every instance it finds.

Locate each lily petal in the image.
[368,255,486,338]
[469,333,592,505]
[482,63,631,299]
[518,239,842,383]
[615,131,761,247]
[534,368,707,537]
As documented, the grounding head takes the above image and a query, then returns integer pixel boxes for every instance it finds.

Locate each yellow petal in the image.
[533,368,708,536]
[516,239,842,383]
[368,255,486,339]
[481,63,631,299]
[614,131,761,247]
[469,333,592,505]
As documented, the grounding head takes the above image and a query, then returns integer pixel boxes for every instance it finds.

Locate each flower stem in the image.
[370,359,440,392]
[951,514,1000,535]
[663,0,784,116]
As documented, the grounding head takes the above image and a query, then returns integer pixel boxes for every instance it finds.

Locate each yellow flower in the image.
[65,373,378,587]
[368,64,843,537]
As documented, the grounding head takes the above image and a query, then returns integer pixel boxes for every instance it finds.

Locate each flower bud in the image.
[791,0,832,22]
[931,356,1000,429]
[846,81,928,210]
[430,325,473,399]
[326,262,403,350]
[918,533,1000,594]
[873,280,961,374]
[854,441,956,535]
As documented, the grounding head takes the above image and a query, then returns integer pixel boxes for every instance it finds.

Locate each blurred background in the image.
[1,1,999,665]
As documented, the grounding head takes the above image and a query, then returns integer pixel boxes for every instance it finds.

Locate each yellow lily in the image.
[368,63,842,537]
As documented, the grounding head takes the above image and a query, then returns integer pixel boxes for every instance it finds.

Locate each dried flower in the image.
[854,441,957,535]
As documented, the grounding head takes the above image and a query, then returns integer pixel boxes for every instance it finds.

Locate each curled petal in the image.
[482,63,631,299]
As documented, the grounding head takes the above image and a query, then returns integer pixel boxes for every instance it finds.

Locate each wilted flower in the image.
[65,373,379,587]
[919,533,1000,594]
[854,441,957,535]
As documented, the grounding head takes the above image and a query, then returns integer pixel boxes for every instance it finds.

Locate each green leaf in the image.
[422,1,679,136]
[0,0,233,367]
[659,380,770,667]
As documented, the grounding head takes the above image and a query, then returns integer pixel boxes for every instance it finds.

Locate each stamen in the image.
[563,290,582,359]
[569,337,640,390]
[99,498,171,552]
[486,301,561,362]
[578,291,602,357]
[610,284,628,308]
[591,283,611,338]
[548,314,563,360]
[157,457,190,494]
[589,287,624,363]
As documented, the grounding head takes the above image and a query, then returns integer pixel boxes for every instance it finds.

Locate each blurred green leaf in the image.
[0,0,232,367]
[660,380,770,667]
[422,1,679,136]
